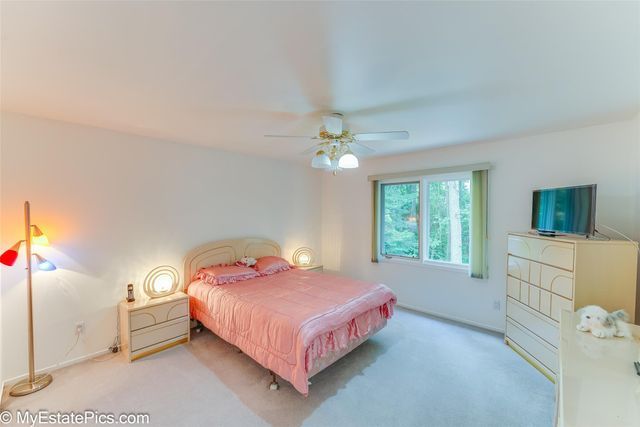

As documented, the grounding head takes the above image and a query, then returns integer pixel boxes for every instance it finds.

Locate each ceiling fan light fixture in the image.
[311,151,331,169]
[264,112,408,175]
[338,151,359,169]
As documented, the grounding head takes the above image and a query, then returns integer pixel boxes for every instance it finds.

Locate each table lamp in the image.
[292,247,315,266]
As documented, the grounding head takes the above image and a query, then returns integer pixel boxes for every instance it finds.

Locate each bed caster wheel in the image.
[268,370,279,390]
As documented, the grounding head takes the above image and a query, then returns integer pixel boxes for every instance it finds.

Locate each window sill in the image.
[379,257,470,274]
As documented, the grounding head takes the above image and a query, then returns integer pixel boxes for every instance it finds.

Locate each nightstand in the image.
[118,291,190,362]
[297,265,323,273]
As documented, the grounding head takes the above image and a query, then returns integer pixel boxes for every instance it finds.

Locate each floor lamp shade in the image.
[0,241,22,266]
[31,225,50,246]
[33,254,56,271]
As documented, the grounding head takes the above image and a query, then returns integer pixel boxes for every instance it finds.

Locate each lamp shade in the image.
[31,225,49,246]
[292,247,315,266]
[143,265,179,298]
[152,274,173,293]
[311,151,331,169]
[338,152,359,169]
[33,254,56,271]
[0,241,23,266]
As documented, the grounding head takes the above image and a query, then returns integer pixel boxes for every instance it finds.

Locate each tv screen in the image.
[531,184,597,236]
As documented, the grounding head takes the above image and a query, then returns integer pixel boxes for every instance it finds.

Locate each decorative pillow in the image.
[195,264,259,285]
[254,256,292,276]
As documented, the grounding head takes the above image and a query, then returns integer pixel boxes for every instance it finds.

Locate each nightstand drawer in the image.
[130,300,188,331]
[131,317,189,352]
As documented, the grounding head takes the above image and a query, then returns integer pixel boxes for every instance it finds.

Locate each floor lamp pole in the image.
[9,201,53,396]
[25,200,35,383]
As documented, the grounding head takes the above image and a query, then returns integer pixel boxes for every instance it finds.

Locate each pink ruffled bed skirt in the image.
[304,301,394,373]
[191,298,394,395]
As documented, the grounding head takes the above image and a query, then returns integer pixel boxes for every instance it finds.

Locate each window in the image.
[425,176,471,265]
[380,182,420,258]
[378,173,471,268]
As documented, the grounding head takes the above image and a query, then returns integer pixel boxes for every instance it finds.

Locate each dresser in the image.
[505,232,637,380]
[119,292,190,362]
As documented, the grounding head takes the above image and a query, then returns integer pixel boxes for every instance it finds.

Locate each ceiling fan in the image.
[265,113,409,174]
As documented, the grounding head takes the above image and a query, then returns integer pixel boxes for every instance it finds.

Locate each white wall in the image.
[322,116,640,331]
[0,112,322,382]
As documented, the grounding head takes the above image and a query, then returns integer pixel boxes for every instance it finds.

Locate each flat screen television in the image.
[531,184,597,236]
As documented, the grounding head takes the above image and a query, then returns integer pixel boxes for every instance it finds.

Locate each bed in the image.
[184,238,396,395]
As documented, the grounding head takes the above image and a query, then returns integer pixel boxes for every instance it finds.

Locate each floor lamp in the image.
[0,201,56,396]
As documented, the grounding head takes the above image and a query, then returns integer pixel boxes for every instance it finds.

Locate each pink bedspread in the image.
[188,269,396,395]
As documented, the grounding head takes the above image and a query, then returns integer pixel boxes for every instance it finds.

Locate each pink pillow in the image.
[254,256,292,276]
[195,265,259,285]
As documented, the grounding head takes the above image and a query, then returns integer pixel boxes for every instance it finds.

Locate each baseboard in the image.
[2,348,112,388]
[396,303,505,334]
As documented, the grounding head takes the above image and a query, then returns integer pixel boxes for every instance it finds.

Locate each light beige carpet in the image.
[2,308,554,426]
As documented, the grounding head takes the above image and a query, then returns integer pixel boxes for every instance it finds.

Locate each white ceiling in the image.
[1,1,639,161]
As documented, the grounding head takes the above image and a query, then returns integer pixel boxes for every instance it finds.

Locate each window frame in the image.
[379,179,422,260]
[378,172,471,272]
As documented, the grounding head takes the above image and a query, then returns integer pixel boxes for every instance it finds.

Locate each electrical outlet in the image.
[75,321,85,335]
[493,300,501,311]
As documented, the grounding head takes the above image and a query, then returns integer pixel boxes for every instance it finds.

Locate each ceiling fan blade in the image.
[264,135,316,139]
[322,114,343,135]
[354,131,409,141]
[301,144,323,155]
[352,141,376,155]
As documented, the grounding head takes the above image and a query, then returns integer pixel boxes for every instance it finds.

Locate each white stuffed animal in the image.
[576,305,630,338]
[237,256,257,267]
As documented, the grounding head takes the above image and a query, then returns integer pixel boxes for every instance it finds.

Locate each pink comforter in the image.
[188,269,396,395]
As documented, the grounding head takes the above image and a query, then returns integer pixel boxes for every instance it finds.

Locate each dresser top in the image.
[120,291,188,311]
[509,231,638,246]
[558,311,640,427]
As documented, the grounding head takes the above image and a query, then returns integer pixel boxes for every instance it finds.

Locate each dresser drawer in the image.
[528,286,540,311]
[508,235,575,271]
[507,256,530,282]
[519,281,529,305]
[131,317,189,352]
[507,297,559,347]
[508,235,535,260]
[507,276,520,299]
[539,289,552,317]
[537,240,574,271]
[506,319,558,373]
[130,300,188,331]
[529,261,542,287]
[540,264,574,299]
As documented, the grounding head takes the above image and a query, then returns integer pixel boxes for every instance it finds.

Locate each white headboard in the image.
[183,238,281,290]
